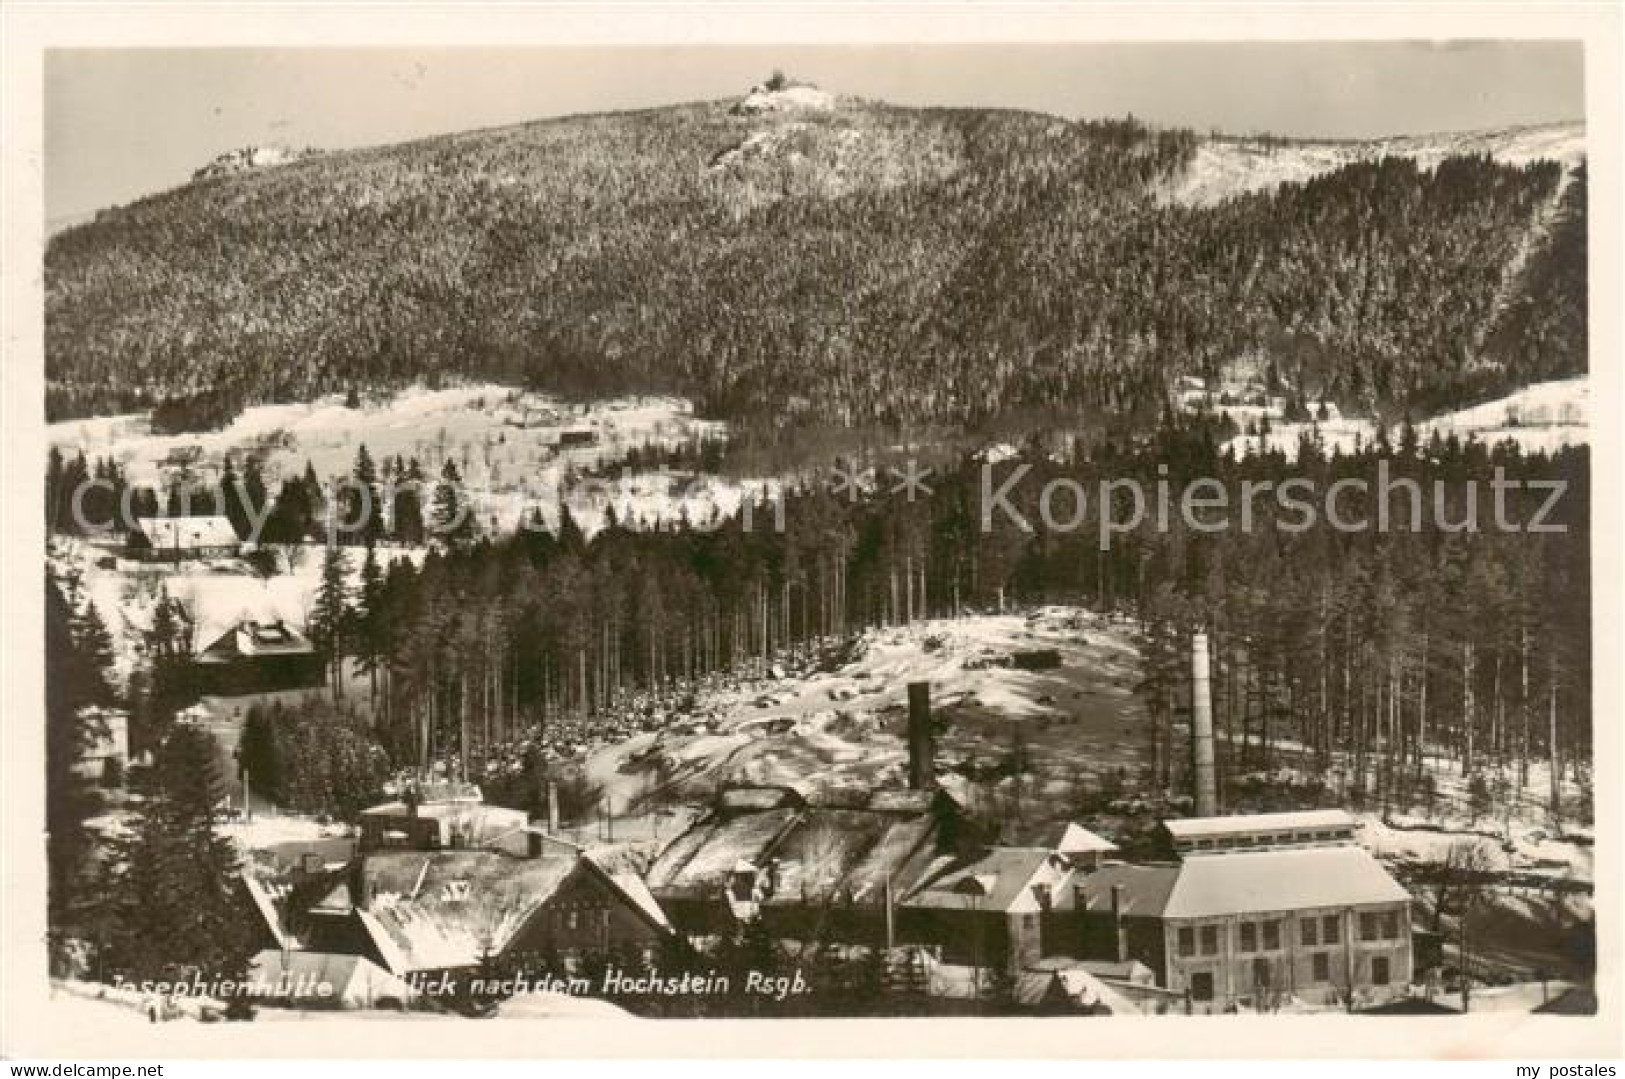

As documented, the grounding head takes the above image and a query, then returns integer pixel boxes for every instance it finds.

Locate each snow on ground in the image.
[1432,980,1575,1014]
[735,84,837,114]
[1420,377,1590,454]
[1223,377,1590,461]
[581,607,1148,816]
[1359,816,1592,885]
[49,534,425,683]
[1165,122,1584,208]
[49,383,772,537]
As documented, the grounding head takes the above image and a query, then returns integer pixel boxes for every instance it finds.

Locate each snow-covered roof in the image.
[131,514,239,550]
[762,809,893,905]
[647,791,952,906]
[352,851,581,974]
[1161,846,1409,920]
[716,786,802,814]
[249,949,418,1008]
[199,618,313,661]
[240,873,292,950]
[646,807,802,894]
[904,847,1072,914]
[1014,966,1143,1014]
[1010,821,1119,856]
[611,872,672,931]
[1164,809,1356,842]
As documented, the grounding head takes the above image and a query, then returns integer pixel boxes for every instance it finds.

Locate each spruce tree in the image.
[45,575,111,954]
[145,588,197,728]
[237,704,283,808]
[356,545,386,705]
[348,443,384,547]
[308,542,352,700]
[431,459,472,545]
[101,723,259,998]
[393,457,427,545]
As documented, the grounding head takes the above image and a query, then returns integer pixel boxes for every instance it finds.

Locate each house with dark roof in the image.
[195,618,323,695]
[1068,861,1181,982]
[899,846,1075,972]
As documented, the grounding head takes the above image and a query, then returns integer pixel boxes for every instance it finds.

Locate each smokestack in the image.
[906,681,936,790]
[1191,631,1218,817]
[1111,883,1127,963]
[547,781,561,834]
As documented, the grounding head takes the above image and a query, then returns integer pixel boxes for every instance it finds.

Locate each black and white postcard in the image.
[2,2,1620,1063]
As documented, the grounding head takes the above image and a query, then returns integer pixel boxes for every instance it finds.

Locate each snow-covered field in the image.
[1165,122,1585,208]
[49,534,422,683]
[49,383,776,537]
[580,607,1149,816]
[1222,377,1590,461]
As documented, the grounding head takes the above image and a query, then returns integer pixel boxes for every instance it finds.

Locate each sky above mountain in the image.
[45,41,1583,223]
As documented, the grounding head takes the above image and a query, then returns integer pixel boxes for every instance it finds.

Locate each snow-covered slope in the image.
[191,144,322,182]
[578,607,1149,816]
[1224,376,1589,461]
[49,384,772,537]
[1167,121,1585,207]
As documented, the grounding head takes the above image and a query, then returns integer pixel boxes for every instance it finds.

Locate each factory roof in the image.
[1161,845,1409,919]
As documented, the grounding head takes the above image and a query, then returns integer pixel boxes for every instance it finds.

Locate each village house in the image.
[302,845,672,981]
[356,781,539,855]
[898,827,1117,973]
[194,618,323,695]
[125,513,242,561]
[1069,860,1181,986]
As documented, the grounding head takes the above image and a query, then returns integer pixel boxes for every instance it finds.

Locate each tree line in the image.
[148,420,1589,826]
[47,100,1583,436]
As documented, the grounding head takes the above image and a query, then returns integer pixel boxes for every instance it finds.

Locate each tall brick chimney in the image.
[906,681,936,790]
[1192,631,1217,817]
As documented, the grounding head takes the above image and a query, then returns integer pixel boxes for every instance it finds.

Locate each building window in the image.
[1301,918,1319,947]
[1360,912,1380,941]
[1190,973,1214,1002]
[567,909,579,931]
[1322,915,1341,944]
[1178,927,1195,958]
[1312,952,1331,983]
[1239,922,1257,952]
[1199,925,1219,956]
[1383,911,1401,940]
[1372,956,1390,986]
[1262,920,1281,951]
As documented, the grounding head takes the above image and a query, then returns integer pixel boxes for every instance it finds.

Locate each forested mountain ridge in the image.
[45,90,1586,434]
